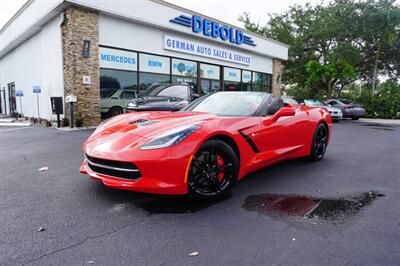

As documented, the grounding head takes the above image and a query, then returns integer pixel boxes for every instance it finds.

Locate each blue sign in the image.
[170,15,256,47]
[33,86,41,93]
[16,91,24,97]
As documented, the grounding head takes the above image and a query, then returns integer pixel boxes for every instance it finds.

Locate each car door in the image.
[251,105,309,163]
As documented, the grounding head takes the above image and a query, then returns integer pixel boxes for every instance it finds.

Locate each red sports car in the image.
[80,92,331,199]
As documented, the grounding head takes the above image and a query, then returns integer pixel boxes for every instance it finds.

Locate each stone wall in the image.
[272,59,284,96]
[62,6,100,126]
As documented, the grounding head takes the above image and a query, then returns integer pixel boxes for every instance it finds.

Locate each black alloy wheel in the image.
[188,140,239,199]
[309,123,329,161]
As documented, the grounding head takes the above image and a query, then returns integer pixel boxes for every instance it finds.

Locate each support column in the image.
[272,59,284,96]
[62,6,100,127]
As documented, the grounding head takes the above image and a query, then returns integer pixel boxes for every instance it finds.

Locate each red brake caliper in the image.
[216,155,224,182]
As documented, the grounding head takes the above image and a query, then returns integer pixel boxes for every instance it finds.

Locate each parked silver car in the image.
[298,99,343,122]
[326,99,366,120]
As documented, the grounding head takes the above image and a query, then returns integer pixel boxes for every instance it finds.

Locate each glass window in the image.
[262,73,272,93]
[121,91,137,99]
[139,54,170,74]
[139,73,170,92]
[252,72,262,92]
[99,47,137,71]
[158,85,189,99]
[224,67,241,82]
[242,70,252,91]
[100,69,137,99]
[172,76,197,92]
[172,59,197,77]
[200,63,220,80]
[200,80,221,95]
[224,81,241,91]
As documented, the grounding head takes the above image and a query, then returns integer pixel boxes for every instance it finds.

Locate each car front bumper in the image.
[80,146,193,195]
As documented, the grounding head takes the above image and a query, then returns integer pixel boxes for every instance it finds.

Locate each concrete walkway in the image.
[0,118,31,127]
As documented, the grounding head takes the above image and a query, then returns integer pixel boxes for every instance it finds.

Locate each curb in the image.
[0,122,32,127]
[56,126,97,131]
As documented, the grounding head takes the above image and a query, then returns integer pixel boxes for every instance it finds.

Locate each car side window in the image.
[123,91,136,99]
[328,100,337,105]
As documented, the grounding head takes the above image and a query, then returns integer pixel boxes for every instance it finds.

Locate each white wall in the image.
[99,15,273,74]
[0,14,64,119]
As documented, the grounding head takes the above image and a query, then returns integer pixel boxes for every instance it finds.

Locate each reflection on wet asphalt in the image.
[369,127,394,131]
[361,123,395,128]
[134,193,232,214]
[243,191,384,223]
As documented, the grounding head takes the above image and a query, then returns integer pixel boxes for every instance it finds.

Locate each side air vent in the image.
[129,119,158,126]
[239,131,260,153]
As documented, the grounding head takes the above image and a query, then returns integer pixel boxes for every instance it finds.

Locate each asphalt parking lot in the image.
[1,120,399,266]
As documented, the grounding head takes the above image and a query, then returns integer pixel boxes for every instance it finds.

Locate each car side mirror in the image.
[271,107,295,122]
[191,93,200,100]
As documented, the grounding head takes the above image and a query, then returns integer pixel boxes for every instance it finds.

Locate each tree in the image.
[239,0,400,97]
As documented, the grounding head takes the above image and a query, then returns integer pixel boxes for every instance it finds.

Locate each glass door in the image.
[8,83,16,114]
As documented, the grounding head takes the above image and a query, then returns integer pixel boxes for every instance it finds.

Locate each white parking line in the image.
[0,126,33,132]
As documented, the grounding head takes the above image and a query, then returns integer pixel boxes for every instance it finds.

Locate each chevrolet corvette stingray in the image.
[81,92,332,199]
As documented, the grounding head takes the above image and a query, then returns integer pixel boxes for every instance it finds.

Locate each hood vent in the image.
[129,119,158,126]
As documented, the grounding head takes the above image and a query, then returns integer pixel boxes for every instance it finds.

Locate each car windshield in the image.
[183,92,269,117]
[141,84,187,99]
[283,98,298,105]
[304,99,327,106]
[340,99,354,104]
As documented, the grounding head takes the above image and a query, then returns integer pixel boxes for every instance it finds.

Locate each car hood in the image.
[84,111,215,154]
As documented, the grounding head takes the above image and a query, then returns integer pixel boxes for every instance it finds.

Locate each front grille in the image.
[86,154,141,180]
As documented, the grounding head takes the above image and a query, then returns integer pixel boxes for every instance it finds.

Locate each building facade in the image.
[0,0,288,126]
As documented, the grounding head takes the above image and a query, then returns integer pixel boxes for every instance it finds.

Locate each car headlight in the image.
[128,101,137,107]
[174,100,189,109]
[140,125,200,150]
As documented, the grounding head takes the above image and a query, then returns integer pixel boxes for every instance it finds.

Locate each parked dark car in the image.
[325,99,366,120]
[298,99,343,122]
[126,83,199,112]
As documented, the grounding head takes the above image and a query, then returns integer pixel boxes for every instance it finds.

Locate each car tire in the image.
[309,123,328,161]
[188,139,239,199]
[109,106,123,117]
[352,117,360,120]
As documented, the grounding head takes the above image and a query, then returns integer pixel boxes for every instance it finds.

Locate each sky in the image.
[0,0,317,30]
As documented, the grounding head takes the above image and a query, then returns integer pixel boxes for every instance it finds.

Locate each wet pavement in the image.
[0,121,399,265]
[243,191,385,223]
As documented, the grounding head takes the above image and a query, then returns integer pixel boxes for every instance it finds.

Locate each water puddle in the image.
[243,191,384,223]
[369,127,394,131]
[361,123,394,128]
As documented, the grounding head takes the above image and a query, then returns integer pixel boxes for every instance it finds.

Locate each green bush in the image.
[345,81,400,119]
[287,81,400,119]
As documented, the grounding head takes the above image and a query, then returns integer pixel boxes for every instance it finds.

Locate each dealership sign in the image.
[164,35,251,66]
[170,15,256,47]
[99,47,137,71]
